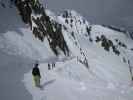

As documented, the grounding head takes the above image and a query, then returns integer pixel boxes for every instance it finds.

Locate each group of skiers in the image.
[32,61,55,87]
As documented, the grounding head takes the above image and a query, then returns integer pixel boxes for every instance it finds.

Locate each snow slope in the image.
[23,51,133,100]
[0,2,56,100]
[0,1,133,100]
[23,10,133,100]
[0,1,56,60]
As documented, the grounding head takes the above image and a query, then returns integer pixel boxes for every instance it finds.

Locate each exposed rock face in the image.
[12,0,70,56]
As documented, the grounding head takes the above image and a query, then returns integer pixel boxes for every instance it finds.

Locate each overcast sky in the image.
[43,0,133,32]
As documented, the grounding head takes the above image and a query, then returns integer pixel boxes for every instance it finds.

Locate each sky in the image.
[43,0,133,32]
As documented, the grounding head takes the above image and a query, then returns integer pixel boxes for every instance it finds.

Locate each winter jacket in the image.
[32,67,41,77]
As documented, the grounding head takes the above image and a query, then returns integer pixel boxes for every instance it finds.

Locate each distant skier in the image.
[48,63,51,70]
[48,63,55,70]
[52,63,55,69]
[32,62,41,87]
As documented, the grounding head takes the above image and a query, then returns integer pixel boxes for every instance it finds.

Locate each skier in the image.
[48,63,51,70]
[52,63,55,69]
[32,62,41,87]
[48,63,55,70]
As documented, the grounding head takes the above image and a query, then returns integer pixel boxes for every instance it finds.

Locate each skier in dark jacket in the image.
[48,63,55,70]
[32,62,41,87]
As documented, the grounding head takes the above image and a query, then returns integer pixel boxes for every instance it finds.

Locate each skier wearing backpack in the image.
[32,62,41,87]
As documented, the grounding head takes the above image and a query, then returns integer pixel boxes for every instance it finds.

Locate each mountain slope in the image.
[0,0,133,100]
[24,7,133,100]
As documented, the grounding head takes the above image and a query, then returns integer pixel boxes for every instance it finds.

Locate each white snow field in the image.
[23,24,133,100]
[0,1,133,100]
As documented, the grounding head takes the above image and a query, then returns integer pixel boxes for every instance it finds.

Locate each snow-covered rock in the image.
[0,0,133,100]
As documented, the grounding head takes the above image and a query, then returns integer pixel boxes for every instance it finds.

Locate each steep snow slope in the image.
[0,3,57,100]
[0,1,55,60]
[24,10,133,100]
[0,1,133,100]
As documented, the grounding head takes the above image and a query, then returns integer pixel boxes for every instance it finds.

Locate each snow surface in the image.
[0,1,133,100]
[23,29,133,100]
